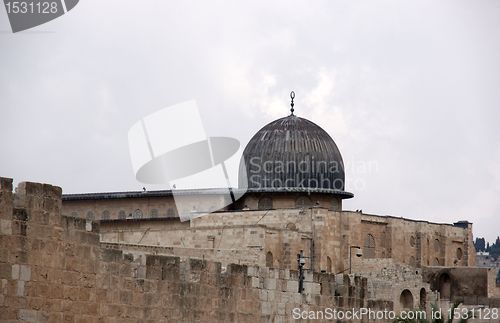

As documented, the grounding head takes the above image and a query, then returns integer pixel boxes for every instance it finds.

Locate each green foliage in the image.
[475,236,500,260]
[474,238,485,252]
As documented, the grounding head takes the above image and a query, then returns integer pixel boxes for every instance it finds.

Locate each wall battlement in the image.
[0,177,377,323]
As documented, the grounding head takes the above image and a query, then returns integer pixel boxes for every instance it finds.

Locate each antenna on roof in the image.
[290,91,295,115]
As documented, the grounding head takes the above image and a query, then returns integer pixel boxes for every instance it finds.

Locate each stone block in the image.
[11,264,19,280]
[280,269,290,280]
[261,301,272,315]
[267,290,275,302]
[259,289,267,301]
[18,309,39,322]
[250,277,260,288]
[0,219,11,235]
[286,281,299,293]
[304,282,321,295]
[0,177,13,192]
[247,266,258,277]
[16,280,24,296]
[19,265,31,281]
[277,302,286,315]
[0,248,7,262]
[42,183,62,199]
[0,263,11,279]
[264,278,277,290]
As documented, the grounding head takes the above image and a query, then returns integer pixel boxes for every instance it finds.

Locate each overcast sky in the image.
[1,0,499,242]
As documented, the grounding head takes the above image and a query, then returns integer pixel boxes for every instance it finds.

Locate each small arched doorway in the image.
[266,251,274,268]
[419,288,427,309]
[400,289,414,309]
[438,273,452,300]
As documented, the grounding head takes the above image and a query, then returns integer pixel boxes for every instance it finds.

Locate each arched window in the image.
[434,239,441,253]
[410,236,416,247]
[400,289,414,309]
[456,248,463,260]
[364,234,376,258]
[86,211,95,221]
[118,210,126,220]
[258,197,273,210]
[326,256,332,273]
[133,209,143,219]
[102,210,110,220]
[295,196,312,209]
[266,251,274,268]
[150,209,159,218]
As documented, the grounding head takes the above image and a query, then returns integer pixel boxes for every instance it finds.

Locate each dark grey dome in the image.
[239,114,353,198]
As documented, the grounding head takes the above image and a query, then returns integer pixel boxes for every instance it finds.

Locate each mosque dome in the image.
[239,109,353,199]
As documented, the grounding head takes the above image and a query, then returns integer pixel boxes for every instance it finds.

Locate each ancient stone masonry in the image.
[1,177,381,323]
[63,196,477,274]
[3,176,499,322]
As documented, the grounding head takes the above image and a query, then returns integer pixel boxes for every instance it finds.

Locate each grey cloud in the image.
[0,0,499,241]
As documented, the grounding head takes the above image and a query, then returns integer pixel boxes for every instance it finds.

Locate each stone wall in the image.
[487,268,500,298]
[422,266,500,308]
[1,178,378,323]
[94,207,475,278]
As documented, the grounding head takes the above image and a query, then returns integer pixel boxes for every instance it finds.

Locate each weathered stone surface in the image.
[1,178,381,322]
[1,177,497,323]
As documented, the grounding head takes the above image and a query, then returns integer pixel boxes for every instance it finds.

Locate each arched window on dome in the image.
[295,196,312,209]
[258,197,273,210]
[364,234,376,259]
